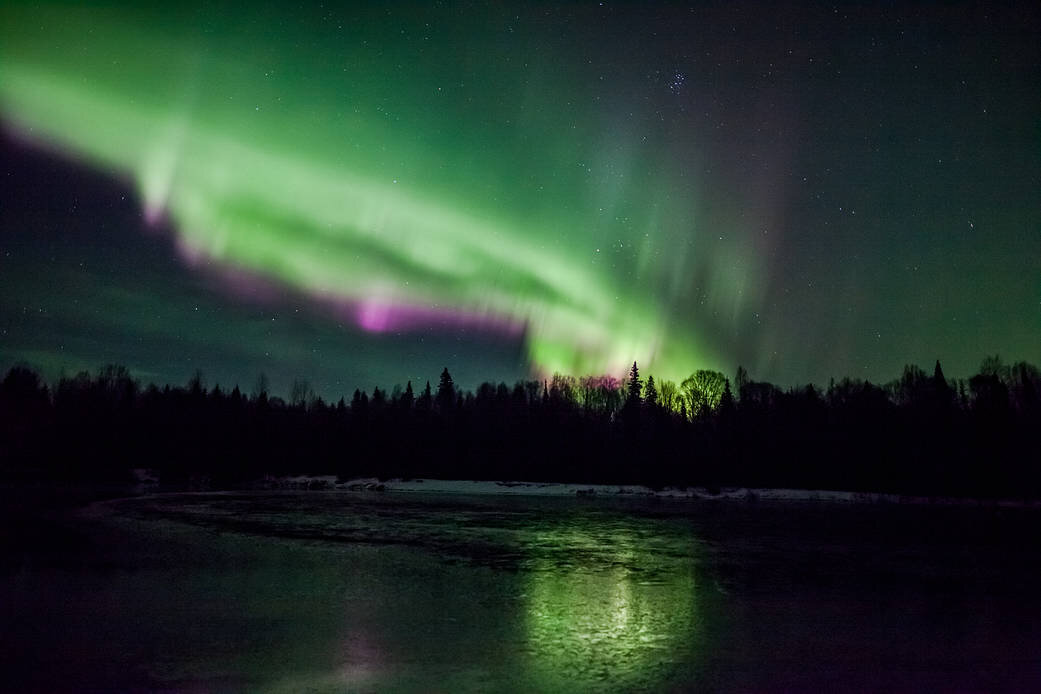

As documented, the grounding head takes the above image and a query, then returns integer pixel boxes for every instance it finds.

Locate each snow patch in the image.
[258,475,1041,507]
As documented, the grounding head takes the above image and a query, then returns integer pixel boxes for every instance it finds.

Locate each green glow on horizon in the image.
[0,3,759,383]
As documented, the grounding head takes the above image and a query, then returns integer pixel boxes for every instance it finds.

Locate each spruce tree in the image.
[644,375,658,408]
[626,361,642,406]
[436,368,456,412]
[418,381,433,411]
[719,378,735,416]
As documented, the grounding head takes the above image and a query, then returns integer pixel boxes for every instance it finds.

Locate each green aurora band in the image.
[0,4,756,383]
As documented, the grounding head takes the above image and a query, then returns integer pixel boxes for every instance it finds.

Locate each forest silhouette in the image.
[1,357,1038,499]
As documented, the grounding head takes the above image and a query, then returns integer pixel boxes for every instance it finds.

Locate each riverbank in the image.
[256,475,1041,508]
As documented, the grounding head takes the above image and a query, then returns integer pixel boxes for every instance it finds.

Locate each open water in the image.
[2,490,1039,692]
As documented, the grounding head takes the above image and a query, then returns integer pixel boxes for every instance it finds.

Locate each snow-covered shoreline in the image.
[257,474,1041,508]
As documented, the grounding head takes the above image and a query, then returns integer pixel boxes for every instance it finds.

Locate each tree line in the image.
[0,357,1038,498]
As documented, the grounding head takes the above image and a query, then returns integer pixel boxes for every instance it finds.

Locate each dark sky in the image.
[1,1,1038,399]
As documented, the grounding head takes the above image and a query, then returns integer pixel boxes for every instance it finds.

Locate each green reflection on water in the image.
[522,524,700,690]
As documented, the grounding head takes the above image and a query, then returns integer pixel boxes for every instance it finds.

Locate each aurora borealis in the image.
[2,2,1038,397]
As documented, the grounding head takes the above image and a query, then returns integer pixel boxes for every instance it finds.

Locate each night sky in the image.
[1,2,1038,399]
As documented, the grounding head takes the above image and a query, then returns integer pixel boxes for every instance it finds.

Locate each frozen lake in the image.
[3,490,1040,691]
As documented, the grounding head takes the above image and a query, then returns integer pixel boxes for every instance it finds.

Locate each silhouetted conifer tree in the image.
[188,369,205,397]
[418,381,433,411]
[512,382,528,409]
[626,361,642,406]
[644,376,658,409]
[436,368,455,412]
[351,388,368,415]
[719,378,735,416]
[933,360,946,387]
[370,387,387,412]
